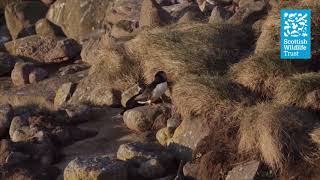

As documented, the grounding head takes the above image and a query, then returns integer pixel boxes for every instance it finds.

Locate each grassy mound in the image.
[171,74,252,120]
[274,72,320,110]
[70,39,142,106]
[125,22,253,83]
[228,53,297,98]
[238,102,319,171]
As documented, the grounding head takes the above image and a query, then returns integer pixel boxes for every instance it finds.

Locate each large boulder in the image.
[169,117,211,161]
[46,0,112,42]
[123,105,164,132]
[0,103,13,138]
[4,35,81,64]
[0,52,16,76]
[11,61,34,86]
[5,1,48,39]
[64,156,127,180]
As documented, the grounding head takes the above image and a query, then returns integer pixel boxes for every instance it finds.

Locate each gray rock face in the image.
[64,156,128,180]
[11,62,34,86]
[5,1,48,39]
[0,103,14,138]
[226,160,260,180]
[29,68,48,84]
[0,52,16,76]
[47,0,112,42]
[123,105,163,132]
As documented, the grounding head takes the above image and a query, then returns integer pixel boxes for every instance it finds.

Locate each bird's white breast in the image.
[152,82,168,100]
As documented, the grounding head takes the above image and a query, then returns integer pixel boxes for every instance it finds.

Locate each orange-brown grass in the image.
[275,72,320,109]
[229,53,297,98]
[238,102,320,171]
[171,74,252,121]
[125,22,253,83]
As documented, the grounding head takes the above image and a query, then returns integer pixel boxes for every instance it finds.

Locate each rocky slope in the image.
[0,0,320,180]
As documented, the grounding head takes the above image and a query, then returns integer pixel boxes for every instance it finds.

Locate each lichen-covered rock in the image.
[64,156,127,180]
[54,82,76,109]
[29,68,48,84]
[117,142,173,164]
[156,128,169,146]
[9,115,28,138]
[0,52,16,76]
[4,35,81,64]
[11,61,34,86]
[11,126,40,142]
[47,0,112,42]
[5,1,48,39]
[0,103,13,138]
[123,105,163,132]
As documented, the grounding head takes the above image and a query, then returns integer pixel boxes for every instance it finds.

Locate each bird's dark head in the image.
[154,71,167,83]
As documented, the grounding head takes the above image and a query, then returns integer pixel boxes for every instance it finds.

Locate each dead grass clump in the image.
[274,72,320,109]
[228,53,297,98]
[238,102,319,171]
[171,74,252,120]
[125,22,253,83]
[70,41,143,106]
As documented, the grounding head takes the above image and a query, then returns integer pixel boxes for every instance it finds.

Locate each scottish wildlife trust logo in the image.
[280,9,311,60]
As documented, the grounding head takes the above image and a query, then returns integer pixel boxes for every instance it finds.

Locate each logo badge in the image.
[280,9,311,60]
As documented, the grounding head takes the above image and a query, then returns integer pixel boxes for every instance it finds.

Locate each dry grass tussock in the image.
[171,74,252,121]
[125,22,253,83]
[275,72,320,109]
[229,53,297,98]
[238,102,320,171]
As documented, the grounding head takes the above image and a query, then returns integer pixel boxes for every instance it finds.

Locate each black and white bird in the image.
[134,71,168,105]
